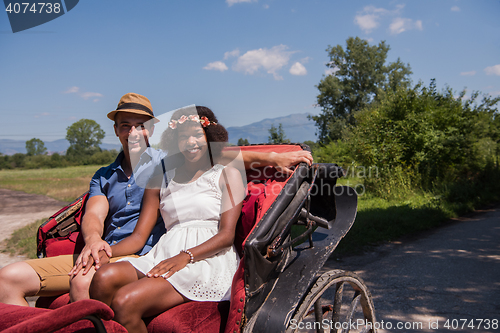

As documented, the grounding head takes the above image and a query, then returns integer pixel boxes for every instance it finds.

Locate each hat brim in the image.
[107,109,160,124]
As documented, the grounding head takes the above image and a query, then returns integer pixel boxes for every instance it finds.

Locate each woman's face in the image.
[177,122,208,163]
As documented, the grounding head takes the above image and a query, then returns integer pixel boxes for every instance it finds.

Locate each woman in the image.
[89,106,244,333]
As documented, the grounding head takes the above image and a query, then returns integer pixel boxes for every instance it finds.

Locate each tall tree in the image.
[66,119,105,156]
[25,138,47,156]
[312,37,412,143]
[268,123,290,144]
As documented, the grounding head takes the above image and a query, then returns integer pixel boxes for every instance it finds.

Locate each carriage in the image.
[0,143,376,333]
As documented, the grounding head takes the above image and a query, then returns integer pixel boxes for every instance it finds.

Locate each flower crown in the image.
[168,114,217,129]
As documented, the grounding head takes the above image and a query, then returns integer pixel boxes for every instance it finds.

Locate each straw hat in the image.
[107,93,159,123]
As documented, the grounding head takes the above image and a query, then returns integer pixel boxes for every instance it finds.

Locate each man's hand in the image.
[69,250,110,277]
[147,253,190,280]
[272,151,313,174]
[69,239,112,276]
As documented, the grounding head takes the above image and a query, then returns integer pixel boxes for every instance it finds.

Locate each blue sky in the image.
[1,0,499,144]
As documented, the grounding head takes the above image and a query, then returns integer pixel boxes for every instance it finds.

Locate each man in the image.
[0,93,313,306]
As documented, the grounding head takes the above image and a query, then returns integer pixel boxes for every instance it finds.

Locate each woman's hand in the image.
[147,252,191,279]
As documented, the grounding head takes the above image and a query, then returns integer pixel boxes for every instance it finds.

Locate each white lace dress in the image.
[119,164,240,301]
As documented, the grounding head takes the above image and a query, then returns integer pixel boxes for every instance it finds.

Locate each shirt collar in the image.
[110,151,126,171]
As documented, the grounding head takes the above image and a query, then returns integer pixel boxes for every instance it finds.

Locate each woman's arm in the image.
[147,166,244,278]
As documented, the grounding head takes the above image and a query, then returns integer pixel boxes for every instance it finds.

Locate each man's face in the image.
[114,112,154,156]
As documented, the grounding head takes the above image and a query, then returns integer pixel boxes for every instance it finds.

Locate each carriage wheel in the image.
[287,269,376,333]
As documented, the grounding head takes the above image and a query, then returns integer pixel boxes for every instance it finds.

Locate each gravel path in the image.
[325,206,500,332]
[0,188,67,267]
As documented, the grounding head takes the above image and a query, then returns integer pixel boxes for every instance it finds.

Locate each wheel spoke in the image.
[342,291,360,333]
[332,282,344,329]
[313,299,325,333]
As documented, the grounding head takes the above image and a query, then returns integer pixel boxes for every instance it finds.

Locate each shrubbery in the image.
[0,149,119,170]
[311,79,500,203]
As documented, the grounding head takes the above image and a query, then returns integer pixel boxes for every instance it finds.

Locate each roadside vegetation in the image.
[2,218,45,259]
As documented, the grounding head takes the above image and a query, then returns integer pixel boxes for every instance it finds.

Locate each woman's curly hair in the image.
[160,106,228,163]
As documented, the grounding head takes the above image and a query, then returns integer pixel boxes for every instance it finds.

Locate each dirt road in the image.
[0,188,66,267]
[325,207,500,332]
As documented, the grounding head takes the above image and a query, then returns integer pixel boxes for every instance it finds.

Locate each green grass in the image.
[2,218,46,259]
[0,165,103,202]
[333,167,500,255]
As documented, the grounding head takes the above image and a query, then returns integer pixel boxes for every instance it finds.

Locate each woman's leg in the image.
[89,261,144,306]
[112,277,189,333]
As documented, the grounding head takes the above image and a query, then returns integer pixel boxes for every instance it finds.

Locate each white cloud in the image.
[64,86,79,94]
[223,49,240,60]
[460,71,476,76]
[354,5,401,33]
[485,64,500,76]
[226,0,256,7]
[263,4,269,9]
[64,86,103,101]
[354,4,422,35]
[203,61,229,72]
[233,45,294,80]
[389,17,423,34]
[34,112,50,118]
[289,62,307,76]
[415,20,423,30]
[81,92,103,100]
[325,65,340,76]
[300,57,311,64]
[354,14,380,33]
[451,6,460,12]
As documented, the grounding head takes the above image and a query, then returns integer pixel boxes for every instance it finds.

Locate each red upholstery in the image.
[36,293,71,309]
[0,299,126,333]
[146,301,229,333]
[223,260,246,333]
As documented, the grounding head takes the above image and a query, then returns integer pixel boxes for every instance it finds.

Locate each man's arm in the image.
[68,195,110,275]
[221,149,313,174]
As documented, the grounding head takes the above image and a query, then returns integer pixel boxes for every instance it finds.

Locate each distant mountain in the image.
[0,113,318,155]
[0,139,121,155]
[227,113,317,144]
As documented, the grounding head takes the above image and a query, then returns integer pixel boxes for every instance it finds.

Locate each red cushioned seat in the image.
[146,301,229,333]
[0,299,126,333]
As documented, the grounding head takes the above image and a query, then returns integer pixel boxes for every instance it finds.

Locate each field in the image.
[0,165,103,202]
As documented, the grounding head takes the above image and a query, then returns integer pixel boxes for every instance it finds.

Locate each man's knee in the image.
[0,262,40,297]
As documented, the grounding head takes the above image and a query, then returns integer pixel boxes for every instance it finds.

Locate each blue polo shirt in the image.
[88,150,166,255]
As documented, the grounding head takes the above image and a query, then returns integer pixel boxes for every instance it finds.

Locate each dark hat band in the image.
[116,103,154,117]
